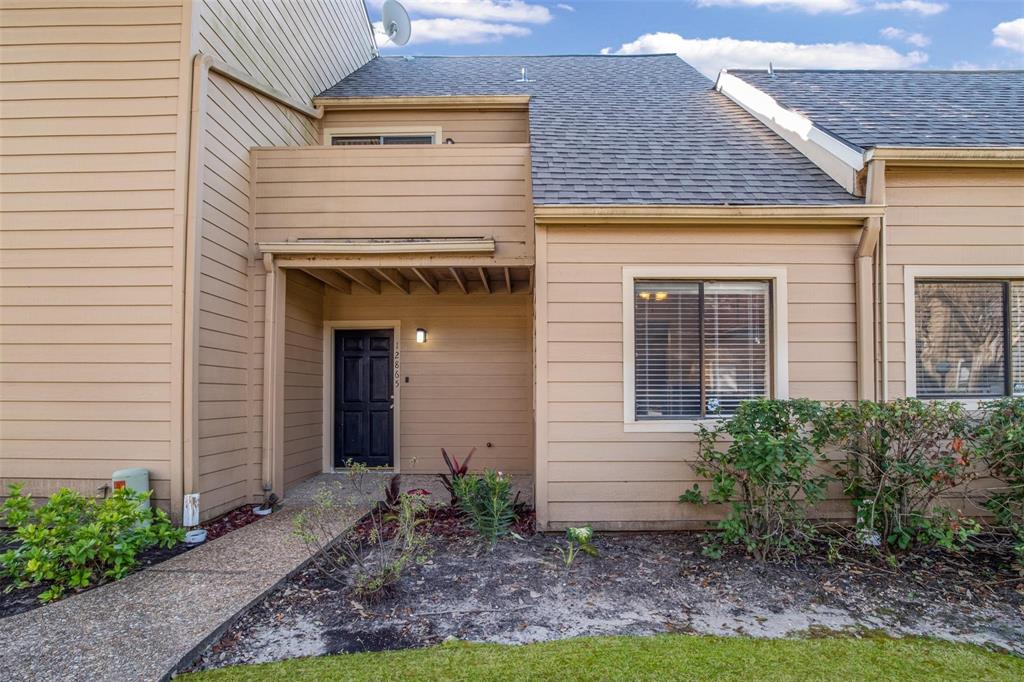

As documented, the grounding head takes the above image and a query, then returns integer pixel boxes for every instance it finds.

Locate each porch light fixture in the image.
[416,328,428,344]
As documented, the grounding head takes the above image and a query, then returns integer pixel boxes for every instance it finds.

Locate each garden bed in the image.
[190,528,1024,671]
[0,502,269,620]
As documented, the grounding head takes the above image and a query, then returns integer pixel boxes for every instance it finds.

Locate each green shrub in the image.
[973,397,1024,564]
[0,484,183,602]
[679,399,833,560]
[830,398,979,552]
[452,470,515,547]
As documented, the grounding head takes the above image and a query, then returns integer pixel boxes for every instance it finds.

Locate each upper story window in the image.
[634,279,772,420]
[914,279,1024,399]
[330,134,434,146]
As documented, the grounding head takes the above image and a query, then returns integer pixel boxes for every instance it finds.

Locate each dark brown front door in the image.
[334,329,394,467]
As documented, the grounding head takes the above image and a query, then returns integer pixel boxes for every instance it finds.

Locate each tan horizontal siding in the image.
[252,144,535,264]
[322,287,534,475]
[539,225,861,530]
[281,270,323,489]
[0,0,186,512]
[194,73,320,519]
[198,0,373,103]
[885,167,1024,398]
[322,108,530,145]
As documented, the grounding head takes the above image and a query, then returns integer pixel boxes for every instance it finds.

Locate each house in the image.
[1,3,1021,530]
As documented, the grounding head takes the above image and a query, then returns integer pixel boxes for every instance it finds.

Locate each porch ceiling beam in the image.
[449,267,468,294]
[478,267,491,294]
[338,268,381,294]
[301,268,351,294]
[374,268,410,294]
[504,267,513,294]
[411,267,439,294]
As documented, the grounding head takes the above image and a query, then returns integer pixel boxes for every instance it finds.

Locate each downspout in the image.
[182,54,326,503]
[865,160,887,401]
[855,159,886,402]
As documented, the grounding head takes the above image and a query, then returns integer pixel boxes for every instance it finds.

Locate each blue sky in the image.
[369,1,1024,78]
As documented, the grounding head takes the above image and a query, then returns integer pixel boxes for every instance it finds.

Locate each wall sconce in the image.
[416,328,428,344]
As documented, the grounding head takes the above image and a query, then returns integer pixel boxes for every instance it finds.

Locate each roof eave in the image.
[865,146,1024,166]
[534,204,883,226]
[313,95,531,110]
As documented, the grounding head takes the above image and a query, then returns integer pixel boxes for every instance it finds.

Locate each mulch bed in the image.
[0,502,269,620]
[191,512,1024,671]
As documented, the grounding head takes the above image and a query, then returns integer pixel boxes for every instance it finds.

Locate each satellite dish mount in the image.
[380,0,411,48]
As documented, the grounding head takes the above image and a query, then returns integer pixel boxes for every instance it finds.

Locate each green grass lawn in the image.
[182,634,1023,681]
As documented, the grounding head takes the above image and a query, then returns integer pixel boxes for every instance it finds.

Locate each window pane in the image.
[331,135,381,146]
[1013,283,1024,396]
[635,281,700,420]
[915,281,1006,398]
[382,135,433,144]
[704,282,770,416]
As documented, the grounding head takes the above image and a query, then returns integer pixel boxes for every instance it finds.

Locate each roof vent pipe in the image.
[517,67,532,82]
[768,62,775,77]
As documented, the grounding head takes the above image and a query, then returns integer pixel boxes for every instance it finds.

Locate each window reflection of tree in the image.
[916,282,1005,396]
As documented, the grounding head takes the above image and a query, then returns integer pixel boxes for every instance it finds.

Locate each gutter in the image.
[534,204,884,225]
[312,95,531,110]
[866,146,1024,165]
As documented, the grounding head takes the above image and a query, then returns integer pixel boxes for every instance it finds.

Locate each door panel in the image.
[334,329,394,467]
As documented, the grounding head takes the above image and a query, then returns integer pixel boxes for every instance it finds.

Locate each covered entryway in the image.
[257,240,535,497]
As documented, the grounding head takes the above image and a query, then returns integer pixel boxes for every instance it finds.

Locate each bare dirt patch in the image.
[191,530,1024,670]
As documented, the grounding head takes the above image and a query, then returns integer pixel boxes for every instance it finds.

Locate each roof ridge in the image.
[728,68,1024,74]
[378,53,680,59]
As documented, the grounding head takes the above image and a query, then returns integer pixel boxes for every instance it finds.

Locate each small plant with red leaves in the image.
[437,447,475,506]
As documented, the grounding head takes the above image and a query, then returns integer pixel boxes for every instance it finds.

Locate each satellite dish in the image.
[381,0,411,47]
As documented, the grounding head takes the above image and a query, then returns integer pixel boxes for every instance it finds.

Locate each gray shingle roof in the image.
[320,55,860,205]
[730,69,1024,150]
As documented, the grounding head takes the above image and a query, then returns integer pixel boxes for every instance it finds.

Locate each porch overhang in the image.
[257,237,496,256]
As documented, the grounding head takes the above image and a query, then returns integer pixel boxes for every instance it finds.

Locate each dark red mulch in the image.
[202,504,266,541]
[0,501,269,620]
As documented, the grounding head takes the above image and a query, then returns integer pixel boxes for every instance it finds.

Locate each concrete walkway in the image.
[0,475,374,682]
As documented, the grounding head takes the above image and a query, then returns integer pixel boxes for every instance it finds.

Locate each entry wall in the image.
[283,271,324,489]
[322,286,534,475]
[536,224,862,530]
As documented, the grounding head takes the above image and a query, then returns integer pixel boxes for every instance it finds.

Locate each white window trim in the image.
[323,126,443,146]
[322,320,402,474]
[903,265,1024,409]
[622,266,789,433]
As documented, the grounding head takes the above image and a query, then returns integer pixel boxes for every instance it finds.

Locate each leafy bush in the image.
[679,399,833,560]
[293,475,427,601]
[973,397,1024,564]
[452,469,516,547]
[556,526,598,568]
[437,447,475,505]
[830,398,979,552]
[0,484,183,602]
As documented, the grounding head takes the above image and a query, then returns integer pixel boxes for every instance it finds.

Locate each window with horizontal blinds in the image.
[634,280,770,420]
[914,281,1007,398]
[330,134,434,146]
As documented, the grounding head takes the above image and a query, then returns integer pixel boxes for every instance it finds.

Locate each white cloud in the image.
[556,3,575,11]
[375,18,531,46]
[376,0,552,24]
[604,32,928,78]
[873,1,947,16]
[880,26,930,47]
[696,0,860,13]
[992,17,1024,53]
